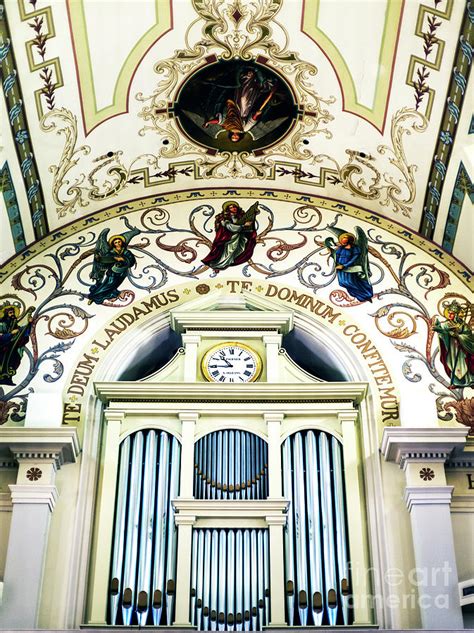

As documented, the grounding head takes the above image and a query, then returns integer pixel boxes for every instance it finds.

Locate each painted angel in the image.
[202,201,259,271]
[324,226,373,303]
[88,227,140,305]
[182,67,287,145]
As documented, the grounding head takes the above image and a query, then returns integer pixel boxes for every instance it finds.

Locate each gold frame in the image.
[201,341,263,383]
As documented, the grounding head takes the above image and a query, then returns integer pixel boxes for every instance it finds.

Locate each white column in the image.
[267,515,287,626]
[0,429,79,628]
[88,411,123,625]
[381,427,467,630]
[404,484,462,629]
[182,334,201,382]
[173,515,195,626]
[265,412,284,498]
[339,410,372,625]
[262,334,282,382]
[179,412,198,498]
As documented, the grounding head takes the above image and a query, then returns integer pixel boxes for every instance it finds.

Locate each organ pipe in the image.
[191,529,269,632]
[108,430,180,626]
[194,431,268,500]
[282,430,352,626]
[109,436,130,625]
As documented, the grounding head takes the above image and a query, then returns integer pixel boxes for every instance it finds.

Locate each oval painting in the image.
[175,59,298,153]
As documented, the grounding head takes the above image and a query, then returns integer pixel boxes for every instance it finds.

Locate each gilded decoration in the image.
[0,195,472,428]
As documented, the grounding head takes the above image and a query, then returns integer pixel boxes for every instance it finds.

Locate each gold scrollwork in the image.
[136,0,335,178]
[373,305,418,339]
[313,108,427,217]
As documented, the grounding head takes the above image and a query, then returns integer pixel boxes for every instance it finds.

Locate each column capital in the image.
[338,410,358,424]
[266,514,287,526]
[262,333,282,345]
[179,411,199,423]
[381,427,468,468]
[9,483,59,512]
[0,427,80,469]
[404,485,454,512]
[175,514,196,526]
[181,333,202,345]
[264,411,285,424]
[103,409,125,424]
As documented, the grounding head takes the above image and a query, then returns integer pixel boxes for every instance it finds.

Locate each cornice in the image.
[170,310,293,335]
[404,485,454,512]
[9,483,59,512]
[173,498,289,522]
[95,381,368,405]
[381,427,468,467]
[0,427,81,468]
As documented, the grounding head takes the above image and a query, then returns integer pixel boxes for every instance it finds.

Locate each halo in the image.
[0,303,20,319]
[108,234,126,247]
[222,201,240,213]
[338,232,355,243]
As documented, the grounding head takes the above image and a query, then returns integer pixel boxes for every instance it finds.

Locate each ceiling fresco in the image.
[0,0,473,430]
[0,0,471,261]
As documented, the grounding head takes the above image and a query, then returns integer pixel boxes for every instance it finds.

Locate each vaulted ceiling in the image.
[0,0,472,270]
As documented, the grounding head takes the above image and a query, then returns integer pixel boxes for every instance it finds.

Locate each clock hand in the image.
[209,364,233,368]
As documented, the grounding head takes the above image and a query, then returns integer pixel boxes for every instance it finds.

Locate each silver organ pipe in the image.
[152,432,170,626]
[136,431,157,625]
[282,438,295,625]
[218,530,227,631]
[121,430,143,625]
[332,436,351,623]
[108,430,180,626]
[282,430,352,626]
[235,530,243,631]
[293,432,309,626]
[227,530,235,631]
[109,436,130,625]
[305,430,323,625]
[194,431,268,500]
[319,432,338,625]
[210,530,219,631]
[190,529,199,626]
[191,529,269,631]
[165,436,181,624]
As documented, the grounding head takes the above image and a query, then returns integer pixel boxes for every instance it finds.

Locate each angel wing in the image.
[250,116,289,140]
[90,228,110,281]
[355,226,371,278]
[121,226,140,246]
[181,110,221,139]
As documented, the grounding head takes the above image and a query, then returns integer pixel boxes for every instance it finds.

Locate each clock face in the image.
[202,342,262,383]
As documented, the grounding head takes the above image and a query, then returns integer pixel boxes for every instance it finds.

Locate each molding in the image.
[9,483,59,512]
[171,310,293,335]
[173,498,288,524]
[404,485,454,512]
[95,381,367,405]
[451,495,474,513]
[0,427,81,468]
[0,492,13,512]
[381,427,468,467]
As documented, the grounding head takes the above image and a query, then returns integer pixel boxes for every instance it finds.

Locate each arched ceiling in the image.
[0,0,472,270]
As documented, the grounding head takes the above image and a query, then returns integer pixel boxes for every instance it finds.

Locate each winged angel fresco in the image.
[324,226,373,303]
[176,62,296,152]
[88,227,140,305]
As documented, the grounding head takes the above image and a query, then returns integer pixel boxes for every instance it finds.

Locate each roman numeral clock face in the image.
[202,343,263,383]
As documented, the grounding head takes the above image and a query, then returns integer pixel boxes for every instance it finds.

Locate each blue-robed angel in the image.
[325,226,373,303]
[88,227,140,305]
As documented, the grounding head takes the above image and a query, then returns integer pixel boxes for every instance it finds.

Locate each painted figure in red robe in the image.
[202,201,259,271]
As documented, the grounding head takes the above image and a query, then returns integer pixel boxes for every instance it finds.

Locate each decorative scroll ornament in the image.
[136,0,334,178]
[313,108,428,218]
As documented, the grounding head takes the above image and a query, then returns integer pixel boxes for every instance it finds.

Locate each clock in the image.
[202,342,262,383]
